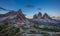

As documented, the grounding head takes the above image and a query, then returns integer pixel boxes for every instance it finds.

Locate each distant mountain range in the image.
[32,12,60,24]
[33,12,52,20]
[0,9,60,25]
[0,9,30,25]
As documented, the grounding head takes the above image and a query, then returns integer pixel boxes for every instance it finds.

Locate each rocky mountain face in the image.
[37,12,42,19]
[43,13,52,20]
[33,12,52,20]
[0,10,59,25]
[0,14,5,17]
[33,14,37,19]
[33,12,42,19]
[6,11,17,16]
[0,11,17,17]
[0,9,30,25]
[17,9,26,21]
[32,12,60,24]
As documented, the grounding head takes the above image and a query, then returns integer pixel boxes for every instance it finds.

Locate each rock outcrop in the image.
[0,9,30,25]
[43,13,52,20]
[33,14,37,19]
[17,9,26,20]
[0,11,17,17]
[37,12,42,19]
[33,12,52,20]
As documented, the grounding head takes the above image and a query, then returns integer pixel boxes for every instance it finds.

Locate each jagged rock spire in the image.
[43,13,48,17]
[33,14,37,19]
[43,13,51,19]
[38,12,42,19]
[38,12,42,16]
[17,9,26,21]
[33,12,42,19]
[18,9,23,15]
[33,12,52,20]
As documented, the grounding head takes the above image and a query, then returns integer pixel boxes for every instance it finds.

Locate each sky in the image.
[0,0,60,18]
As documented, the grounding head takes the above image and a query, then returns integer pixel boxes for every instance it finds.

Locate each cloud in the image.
[0,7,13,11]
[25,4,35,8]
[37,8,41,10]
[0,7,7,11]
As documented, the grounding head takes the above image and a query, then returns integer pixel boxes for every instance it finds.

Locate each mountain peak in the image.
[33,12,52,20]
[33,14,37,19]
[43,13,51,19]
[38,12,42,16]
[18,9,22,14]
[38,12,42,19]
